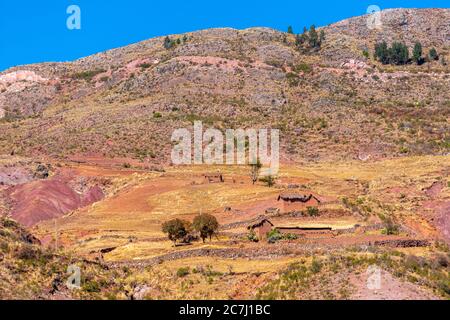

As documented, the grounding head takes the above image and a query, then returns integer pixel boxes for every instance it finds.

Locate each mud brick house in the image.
[276,227,334,239]
[204,173,224,183]
[247,219,274,240]
[277,191,321,213]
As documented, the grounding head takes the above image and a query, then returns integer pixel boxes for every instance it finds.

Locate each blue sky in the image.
[0,0,448,71]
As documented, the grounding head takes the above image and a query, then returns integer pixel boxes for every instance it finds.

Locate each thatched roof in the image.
[277,192,321,203]
[247,218,274,229]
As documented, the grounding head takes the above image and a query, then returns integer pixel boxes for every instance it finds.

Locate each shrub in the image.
[429,48,439,61]
[311,259,322,273]
[247,230,259,242]
[267,229,283,243]
[15,244,39,260]
[71,69,106,81]
[153,112,162,118]
[82,280,101,293]
[306,206,319,217]
[176,267,190,277]
[286,72,299,87]
[139,63,152,70]
[382,217,400,235]
[163,36,176,49]
[284,233,298,241]
[413,42,423,65]
[293,63,313,74]
[260,175,276,187]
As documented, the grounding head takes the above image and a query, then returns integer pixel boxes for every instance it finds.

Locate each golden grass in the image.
[34,155,450,263]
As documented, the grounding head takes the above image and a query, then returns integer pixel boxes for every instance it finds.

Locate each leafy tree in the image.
[413,42,423,65]
[162,219,191,244]
[375,41,389,64]
[389,42,409,65]
[249,158,262,185]
[429,48,439,61]
[287,26,294,34]
[193,213,219,242]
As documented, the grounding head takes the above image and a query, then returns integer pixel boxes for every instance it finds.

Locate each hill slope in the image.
[0,8,449,164]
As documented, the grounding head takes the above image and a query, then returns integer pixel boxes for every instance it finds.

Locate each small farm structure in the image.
[247,219,274,240]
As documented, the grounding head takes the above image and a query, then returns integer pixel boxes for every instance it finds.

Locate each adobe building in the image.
[203,173,224,183]
[277,191,321,213]
[247,219,274,240]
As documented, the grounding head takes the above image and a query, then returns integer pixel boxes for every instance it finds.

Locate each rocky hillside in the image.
[0,8,449,164]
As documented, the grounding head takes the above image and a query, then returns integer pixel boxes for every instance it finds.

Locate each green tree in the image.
[163,36,174,49]
[429,48,439,61]
[162,219,191,244]
[308,25,319,48]
[193,213,219,242]
[413,42,423,65]
[287,26,294,34]
[375,41,389,64]
[389,42,409,65]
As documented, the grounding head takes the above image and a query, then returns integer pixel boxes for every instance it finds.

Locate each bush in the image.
[139,63,152,70]
[82,280,101,293]
[286,72,299,87]
[153,112,162,118]
[247,230,259,242]
[306,206,319,217]
[259,175,276,187]
[267,229,283,243]
[382,217,400,235]
[429,48,439,61]
[293,63,313,74]
[177,267,190,277]
[71,69,106,81]
[15,244,39,260]
[310,259,322,273]
[163,36,176,49]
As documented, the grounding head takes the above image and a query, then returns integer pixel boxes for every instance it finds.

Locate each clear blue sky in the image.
[0,0,448,71]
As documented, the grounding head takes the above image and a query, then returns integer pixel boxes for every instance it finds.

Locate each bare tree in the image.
[250,158,262,185]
